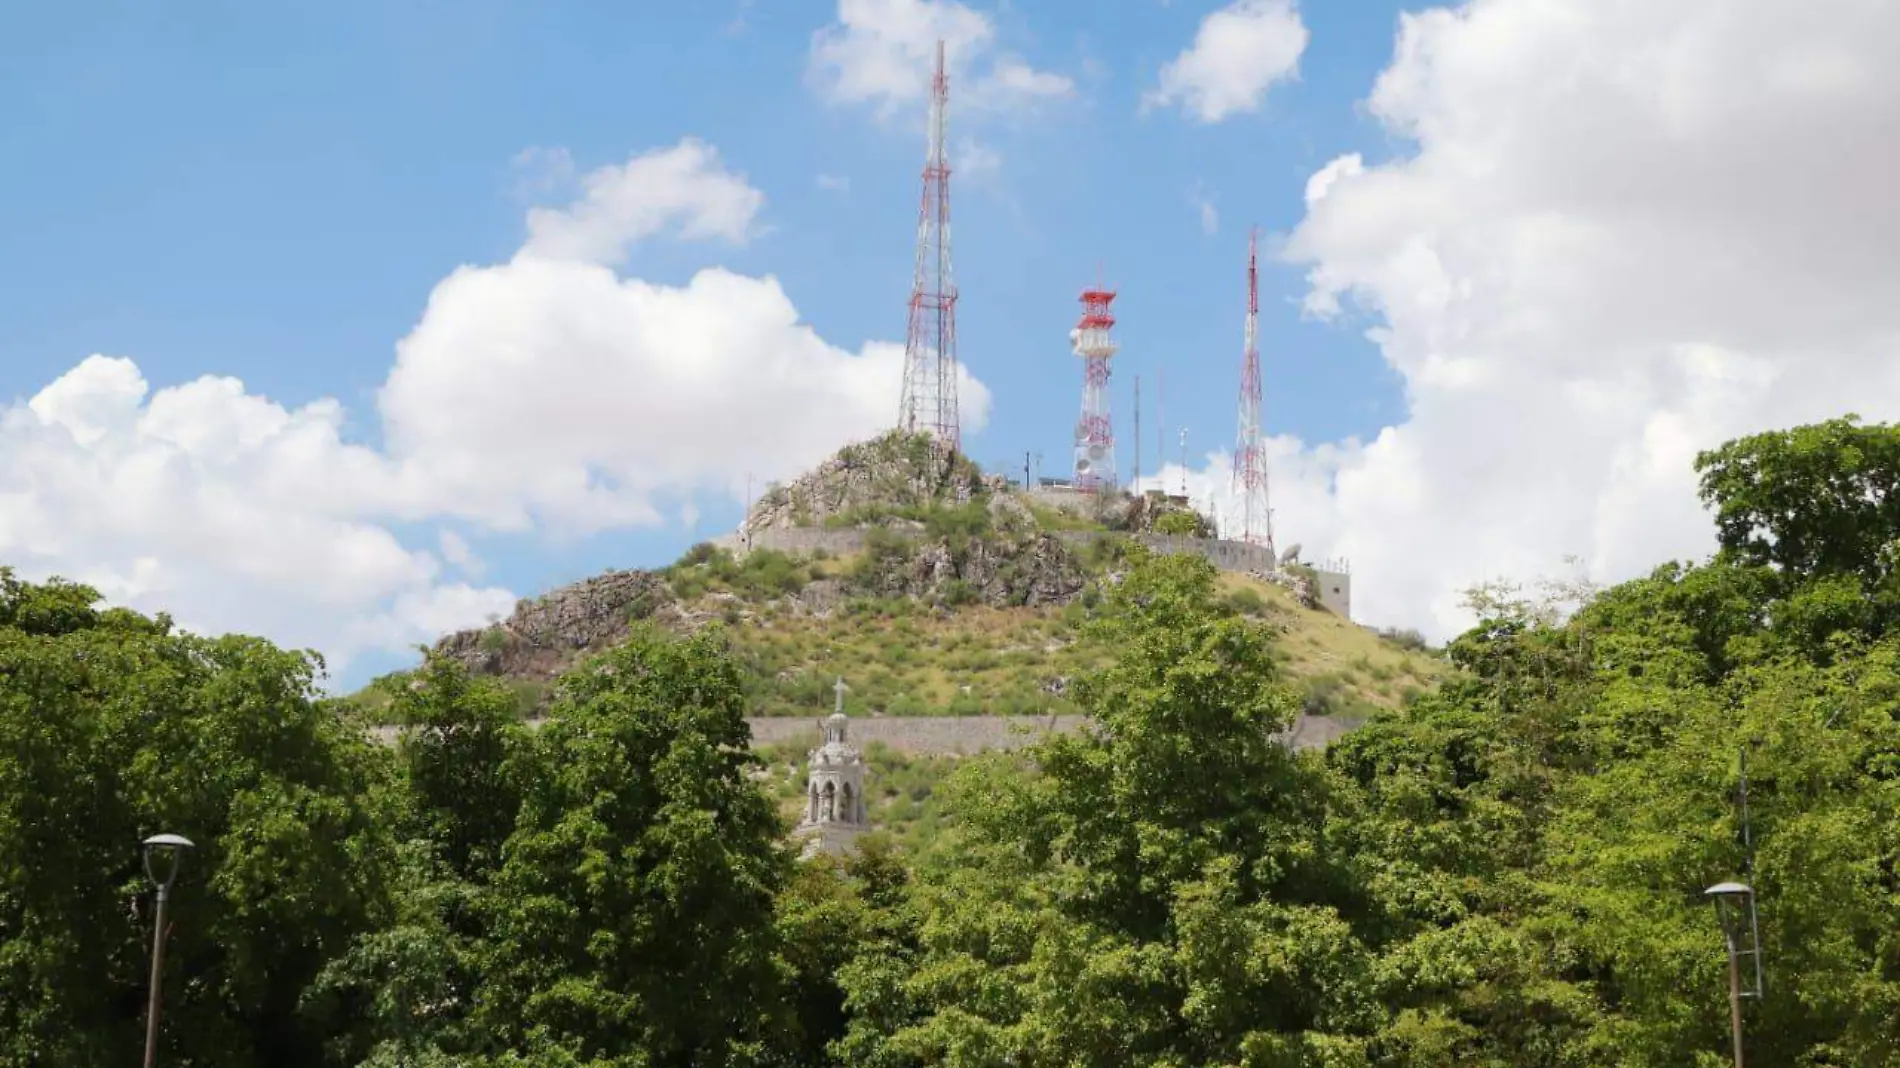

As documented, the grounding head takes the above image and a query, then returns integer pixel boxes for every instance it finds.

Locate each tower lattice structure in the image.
[1233,229,1273,555]
[897,40,961,452]
[1071,287,1118,490]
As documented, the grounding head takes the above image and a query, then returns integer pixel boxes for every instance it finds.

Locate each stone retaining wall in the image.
[369,712,1350,755]
[707,527,867,557]
[749,713,1088,755]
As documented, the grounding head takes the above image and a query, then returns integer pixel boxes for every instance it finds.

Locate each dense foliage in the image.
[4,417,1900,1066]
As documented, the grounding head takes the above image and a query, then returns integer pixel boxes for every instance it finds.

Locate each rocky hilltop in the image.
[410,431,1437,723]
[741,432,1004,534]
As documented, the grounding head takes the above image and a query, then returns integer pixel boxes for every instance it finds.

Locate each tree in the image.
[837,550,1378,1067]
[1696,416,1900,586]
[387,655,531,882]
[305,656,533,1066]
[0,569,399,1068]
[1154,510,1202,537]
[474,624,792,1067]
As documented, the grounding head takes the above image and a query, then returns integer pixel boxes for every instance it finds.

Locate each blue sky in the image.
[7,0,1893,688]
[1,0,1405,446]
[0,0,1405,681]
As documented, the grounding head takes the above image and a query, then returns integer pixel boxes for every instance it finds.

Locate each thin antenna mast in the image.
[896,40,961,450]
[1233,228,1273,555]
[1178,428,1187,497]
[1156,370,1166,486]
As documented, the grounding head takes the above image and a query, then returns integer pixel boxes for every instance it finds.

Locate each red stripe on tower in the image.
[1072,287,1118,491]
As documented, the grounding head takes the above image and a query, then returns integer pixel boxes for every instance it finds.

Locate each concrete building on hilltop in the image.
[795,678,870,859]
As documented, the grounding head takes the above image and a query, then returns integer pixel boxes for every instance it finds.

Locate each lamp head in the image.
[142,833,195,891]
[1704,880,1753,938]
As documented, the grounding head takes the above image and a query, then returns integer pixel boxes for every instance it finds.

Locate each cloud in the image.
[817,173,852,192]
[1189,185,1220,235]
[1145,0,1308,123]
[954,138,1001,182]
[438,529,481,576]
[379,260,991,537]
[519,139,762,265]
[4,139,993,678]
[0,356,517,670]
[809,0,1074,119]
[1188,0,1900,642]
[509,145,575,199]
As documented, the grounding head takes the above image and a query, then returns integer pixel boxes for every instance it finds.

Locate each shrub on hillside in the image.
[1223,587,1270,617]
[1154,510,1201,536]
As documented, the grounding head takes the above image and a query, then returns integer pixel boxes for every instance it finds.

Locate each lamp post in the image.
[1706,881,1755,1068]
[141,833,194,1068]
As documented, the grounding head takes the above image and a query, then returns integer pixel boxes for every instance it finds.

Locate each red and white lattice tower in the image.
[1233,229,1274,555]
[1071,287,1118,491]
[897,40,961,451]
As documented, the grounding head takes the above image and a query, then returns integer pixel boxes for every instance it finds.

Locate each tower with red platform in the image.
[1071,287,1118,490]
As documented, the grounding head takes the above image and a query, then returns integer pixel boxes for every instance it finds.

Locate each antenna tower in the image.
[897,41,961,451]
[1157,370,1166,484]
[1133,374,1141,491]
[1233,228,1273,555]
[1071,285,1118,490]
[1178,428,1188,497]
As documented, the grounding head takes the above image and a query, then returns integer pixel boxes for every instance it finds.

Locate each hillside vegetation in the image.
[6,416,1900,1066]
[399,431,1438,725]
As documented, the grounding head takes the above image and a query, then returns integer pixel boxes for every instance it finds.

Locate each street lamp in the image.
[141,833,194,1068]
[1705,881,1761,1068]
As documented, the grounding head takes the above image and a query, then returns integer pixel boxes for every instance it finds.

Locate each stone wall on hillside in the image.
[368,712,1349,755]
[750,713,1089,755]
[707,527,864,558]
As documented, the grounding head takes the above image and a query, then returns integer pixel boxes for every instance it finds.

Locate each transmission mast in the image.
[896,41,962,451]
[1233,228,1273,555]
[1072,285,1118,491]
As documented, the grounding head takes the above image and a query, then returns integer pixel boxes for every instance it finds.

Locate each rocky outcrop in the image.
[433,569,672,682]
[1110,492,1217,537]
[1262,566,1320,610]
[842,529,1091,609]
[744,430,1006,534]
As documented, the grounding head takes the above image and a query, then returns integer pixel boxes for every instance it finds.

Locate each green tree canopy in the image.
[0,568,399,1068]
[474,624,793,1067]
[837,551,1377,1068]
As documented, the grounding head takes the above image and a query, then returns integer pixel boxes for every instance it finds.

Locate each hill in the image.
[368,431,1443,729]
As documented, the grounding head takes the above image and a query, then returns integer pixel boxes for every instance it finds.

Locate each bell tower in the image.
[796,677,869,857]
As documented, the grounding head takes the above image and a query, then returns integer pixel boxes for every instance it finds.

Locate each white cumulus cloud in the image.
[809,0,1075,118]
[1145,0,1308,123]
[3,138,992,679]
[0,355,516,670]
[1185,0,1900,642]
[520,139,762,265]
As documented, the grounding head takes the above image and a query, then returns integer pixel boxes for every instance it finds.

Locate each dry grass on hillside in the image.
[716,563,1445,723]
[357,546,1447,726]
